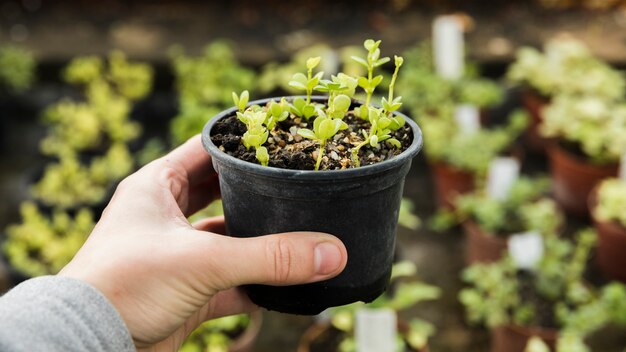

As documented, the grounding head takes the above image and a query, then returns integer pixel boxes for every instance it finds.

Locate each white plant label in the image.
[508,231,544,270]
[433,15,464,80]
[454,104,480,135]
[355,308,397,352]
[487,157,521,201]
[620,152,626,181]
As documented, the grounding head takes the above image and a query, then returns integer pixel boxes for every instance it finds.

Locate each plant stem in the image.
[351,139,370,168]
[315,141,326,171]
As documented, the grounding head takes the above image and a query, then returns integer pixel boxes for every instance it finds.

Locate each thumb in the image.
[198,231,348,290]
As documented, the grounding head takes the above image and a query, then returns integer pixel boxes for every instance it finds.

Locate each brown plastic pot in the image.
[491,325,557,352]
[547,144,618,217]
[429,161,475,210]
[462,221,508,265]
[297,320,428,352]
[229,310,263,352]
[520,89,552,153]
[589,189,626,283]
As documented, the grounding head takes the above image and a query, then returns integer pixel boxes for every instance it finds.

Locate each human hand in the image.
[59,135,348,351]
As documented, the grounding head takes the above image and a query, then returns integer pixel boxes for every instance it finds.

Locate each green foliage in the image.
[42,52,149,158]
[594,178,626,227]
[507,38,625,99]
[298,114,348,170]
[460,229,625,343]
[4,202,94,277]
[351,107,401,167]
[179,314,250,352]
[170,41,255,146]
[31,157,108,209]
[325,261,440,351]
[0,46,35,93]
[64,51,153,102]
[171,41,256,107]
[233,39,405,171]
[396,41,503,118]
[421,109,528,176]
[351,39,390,108]
[398,198,421,230]
[541,94,626,164]
[431,177,561,236]
[238,108,270,166]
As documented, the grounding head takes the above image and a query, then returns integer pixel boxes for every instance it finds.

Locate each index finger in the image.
[161,134,215,188]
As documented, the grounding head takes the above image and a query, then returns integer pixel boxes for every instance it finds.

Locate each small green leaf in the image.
[270,101,282,117]
[239,90,249,109]
[303,105,316,119]
[387,138,401,148]
[306,56,321,70]
[333,94,351,112]
[319,118,336,140]
[297,128,317,140]
[370,134,379,147]
[394,55,404,67]
[288,80,306,90]
[313,115,325,134]
[364,39,379,52]
[256,146,269,166]
[357,76,370,89]
[357,105,369,120]
[351,56,369,68]
[378,117,392,130]
[372,75,384,87]
[374,57,390,68]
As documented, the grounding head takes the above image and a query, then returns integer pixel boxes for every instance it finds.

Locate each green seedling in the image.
[352,39,390,116]
[239,109,270,166]
[381,56,406,130]
[265,98,290,130]
[289,56,324,104]
[298,115,348,171]
[326,94,352,120]
[351,107,401,167]
[232,90,249,113]
[290,97,318,120]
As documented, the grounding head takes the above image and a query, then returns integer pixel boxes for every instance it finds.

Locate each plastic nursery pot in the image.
[202,97,423,315]
[547,144,618,217]
[491,325,557,352]
[589,190,626,283]
[428,161,475,210]
[297,321,428,352]
[462,221,508,265]
[520,88,553,153]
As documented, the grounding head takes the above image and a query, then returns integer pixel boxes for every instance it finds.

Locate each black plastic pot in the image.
[201,96,423,315]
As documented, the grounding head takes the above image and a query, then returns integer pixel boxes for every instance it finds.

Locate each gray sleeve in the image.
[0,276,134,352]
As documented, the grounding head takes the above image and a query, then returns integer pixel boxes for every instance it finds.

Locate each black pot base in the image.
[244,269,391,315]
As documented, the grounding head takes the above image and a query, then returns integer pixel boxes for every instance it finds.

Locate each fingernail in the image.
[314,242,343,275]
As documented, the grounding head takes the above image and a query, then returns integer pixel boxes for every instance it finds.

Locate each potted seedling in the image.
[541,94,626,216]
[524,282,626,352]
[202,39,422,314]
[3,202,94,279]
[419,109,527,209]
[179,311,263,352]
[431,177,563,264]
[589,178,626,283]
[297,261,440,352]
[507,37,624,152]
[459,229,625,352]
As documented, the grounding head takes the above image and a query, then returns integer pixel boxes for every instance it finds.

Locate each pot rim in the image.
[202,96,423,181]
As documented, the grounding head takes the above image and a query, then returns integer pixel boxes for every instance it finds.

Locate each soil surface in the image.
[210,110,413,171]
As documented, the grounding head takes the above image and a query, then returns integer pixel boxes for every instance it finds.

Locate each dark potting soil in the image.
[516,271,558,329]
[210,112,413,171]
